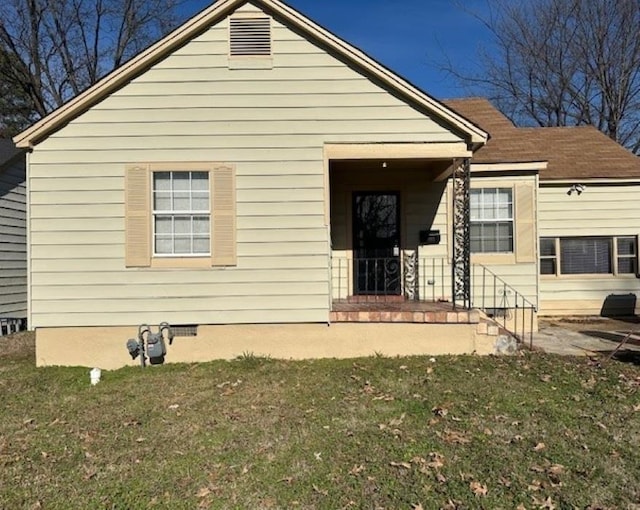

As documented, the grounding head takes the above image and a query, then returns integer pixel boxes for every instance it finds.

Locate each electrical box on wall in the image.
[420,229,441,245]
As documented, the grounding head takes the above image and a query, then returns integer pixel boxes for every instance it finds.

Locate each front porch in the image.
[328,154,471,306]
[330,298,481,325]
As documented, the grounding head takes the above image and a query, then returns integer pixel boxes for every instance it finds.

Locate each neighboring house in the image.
[446,98,640,317]
[0,139,27,332]
[12,0,639,367]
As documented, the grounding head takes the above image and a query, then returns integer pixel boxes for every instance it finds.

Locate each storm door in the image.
[352,192,401,295]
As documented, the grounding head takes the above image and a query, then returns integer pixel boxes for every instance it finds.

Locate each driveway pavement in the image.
[531,321,640,357]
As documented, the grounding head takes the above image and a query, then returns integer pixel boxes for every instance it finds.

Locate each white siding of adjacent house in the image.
[0,155,27,319]
[28,6,465,328]
[538,182,640,315]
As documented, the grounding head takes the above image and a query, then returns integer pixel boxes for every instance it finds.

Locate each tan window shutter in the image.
[125,165,151,267]
[211,164,237,266]
[515,182,536,263]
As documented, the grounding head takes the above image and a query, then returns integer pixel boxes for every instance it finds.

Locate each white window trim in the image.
[470,187,514,254]
[540,235,639,277]
[152,171,211,258]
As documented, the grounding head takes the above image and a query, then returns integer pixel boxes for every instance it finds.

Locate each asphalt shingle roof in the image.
[444,98,640,181]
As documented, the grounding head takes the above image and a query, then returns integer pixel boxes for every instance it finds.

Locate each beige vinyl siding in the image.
[28,6,465,328]
[468,175,538,307]
[0,155,27,319]
[538,182,640,315]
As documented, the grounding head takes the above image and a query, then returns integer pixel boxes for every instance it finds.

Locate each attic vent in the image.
[229,17,271,56]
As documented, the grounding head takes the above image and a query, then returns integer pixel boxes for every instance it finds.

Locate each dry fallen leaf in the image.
[349,464,365,476]
[312,484,328,496]
[533,442,546,451]
[537,496,556,509]
[470,481,488,497]
[389,413,406,427]
[439,429,471,444]
[390,461,411,469]
[547,464,565,475]
[196,487,211,498]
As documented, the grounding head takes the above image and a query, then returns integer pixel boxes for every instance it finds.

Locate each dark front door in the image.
[352,192,401,295]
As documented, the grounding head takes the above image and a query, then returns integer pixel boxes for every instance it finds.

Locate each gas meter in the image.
[126,322,174,367]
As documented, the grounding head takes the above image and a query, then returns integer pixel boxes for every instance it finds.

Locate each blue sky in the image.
[178,0,495,99]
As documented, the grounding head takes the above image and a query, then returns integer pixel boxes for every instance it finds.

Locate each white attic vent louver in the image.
[230,17,271,56]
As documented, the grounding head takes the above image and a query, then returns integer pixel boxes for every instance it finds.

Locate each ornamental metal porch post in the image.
[451,158,471,310]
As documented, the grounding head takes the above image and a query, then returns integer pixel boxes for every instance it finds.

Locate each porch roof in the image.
[445,98,640,181]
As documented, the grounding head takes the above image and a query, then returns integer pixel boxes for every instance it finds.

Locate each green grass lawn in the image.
[1,332,639,509]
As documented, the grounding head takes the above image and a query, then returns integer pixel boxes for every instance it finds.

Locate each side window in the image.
[540,236,637,276]
[125,164,236,268]
[152,171,211,256]
[470,188,514,253]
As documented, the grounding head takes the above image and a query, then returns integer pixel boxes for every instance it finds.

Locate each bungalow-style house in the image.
[13,0,639,367]
[0,139,27,334]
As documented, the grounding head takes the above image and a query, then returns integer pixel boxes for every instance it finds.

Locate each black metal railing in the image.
[331,254,449,301]
[331,255,537,347]
[353,257,402,296]
[471,265,537,348]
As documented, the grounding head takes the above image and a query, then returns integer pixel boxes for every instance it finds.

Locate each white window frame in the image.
[470,187,514,254]
[540,235,638,276]
[152,171,211,257]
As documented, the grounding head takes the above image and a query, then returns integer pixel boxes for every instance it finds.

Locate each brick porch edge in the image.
[329,310,481,324]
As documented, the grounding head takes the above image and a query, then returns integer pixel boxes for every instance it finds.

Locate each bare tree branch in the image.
[446,0,640,155]
[0,0,180,133]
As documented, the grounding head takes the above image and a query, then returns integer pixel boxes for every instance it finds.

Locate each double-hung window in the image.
[125,163,236,268]
[152,171,211,256]
[540,236,637,276]
[470,188,514,253]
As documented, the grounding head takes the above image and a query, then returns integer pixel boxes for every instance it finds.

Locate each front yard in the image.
[1,332,639,509]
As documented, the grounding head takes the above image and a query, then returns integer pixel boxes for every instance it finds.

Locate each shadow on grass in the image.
[595,349,640,366]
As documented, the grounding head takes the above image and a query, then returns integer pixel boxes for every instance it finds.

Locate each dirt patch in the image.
[540,316,640,333]
[0,331,35,361]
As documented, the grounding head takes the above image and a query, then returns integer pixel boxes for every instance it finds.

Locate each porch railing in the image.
[470,265,537,348]
[331,253,449,302]
[331,253,537,347]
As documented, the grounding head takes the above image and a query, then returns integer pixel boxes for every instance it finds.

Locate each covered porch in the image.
[326,143,472,319]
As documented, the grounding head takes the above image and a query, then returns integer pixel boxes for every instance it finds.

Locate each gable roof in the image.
[445,97,640,181]
[14,0,488,149]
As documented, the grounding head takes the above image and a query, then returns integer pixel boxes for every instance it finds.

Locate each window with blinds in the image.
[540,236,637,276]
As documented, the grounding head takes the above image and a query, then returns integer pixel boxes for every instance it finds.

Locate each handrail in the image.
[330,254,537,348]
[471,264,537,348]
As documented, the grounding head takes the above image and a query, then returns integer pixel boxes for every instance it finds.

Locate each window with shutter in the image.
[125,163,237,268]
